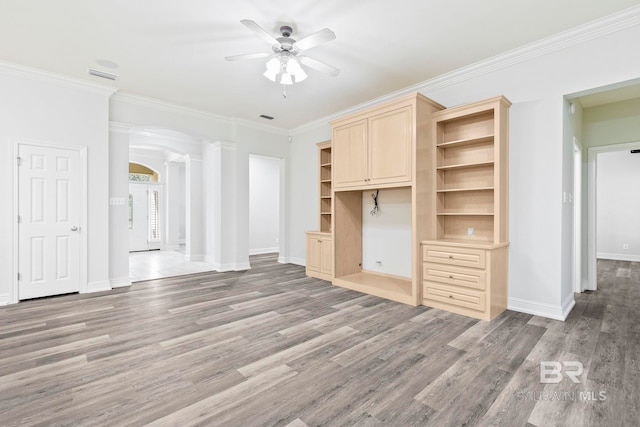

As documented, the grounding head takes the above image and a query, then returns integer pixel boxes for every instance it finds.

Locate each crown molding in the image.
[0,60,118,97]
[112,92,289,136]
[289,5,640,135]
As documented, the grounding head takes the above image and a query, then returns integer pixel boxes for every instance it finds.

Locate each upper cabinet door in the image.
[368,106,412,185]
[333,119,368,189]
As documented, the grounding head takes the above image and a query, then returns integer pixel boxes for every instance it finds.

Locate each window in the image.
[128,194,133,229]
[148,189,160,242]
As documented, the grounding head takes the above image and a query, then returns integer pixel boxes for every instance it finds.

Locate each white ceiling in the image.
[1,0,639,129]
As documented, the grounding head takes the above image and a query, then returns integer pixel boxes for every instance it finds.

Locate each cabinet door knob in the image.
[448,255,454,259]
[449,275,454,279]
[448,294,453,299]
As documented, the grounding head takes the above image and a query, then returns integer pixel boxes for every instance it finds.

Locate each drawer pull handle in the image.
[448,255,454,259]
[449,275,454,279]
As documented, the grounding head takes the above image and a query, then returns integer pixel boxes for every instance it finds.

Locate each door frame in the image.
[11,139,88,304]
[587,140,640,291]
[573,137,583,293]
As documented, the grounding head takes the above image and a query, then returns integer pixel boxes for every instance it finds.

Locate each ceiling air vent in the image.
[87,68,118,80]
[259,114,274,120]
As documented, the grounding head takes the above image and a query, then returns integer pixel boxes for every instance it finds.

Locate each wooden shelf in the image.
[437,161,494,171]
[437,134,494,148]
[333,271,413,305]
[437,212,494,216]
[437,187,494,193]
[317,140,332,234]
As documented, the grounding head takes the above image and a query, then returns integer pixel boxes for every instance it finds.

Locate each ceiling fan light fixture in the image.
[263,57,281,82]
[229,20,339,91]
[280,72,293,85]
[286,57,307,82]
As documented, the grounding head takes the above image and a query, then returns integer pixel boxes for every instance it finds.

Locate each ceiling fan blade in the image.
[225,52,269,61]
[293,28,336,51]
[240,19,279,46]
[299,55,340,77]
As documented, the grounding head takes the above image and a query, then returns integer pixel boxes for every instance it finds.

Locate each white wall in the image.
[288,127,331,265]
[361,188,412,278]
[596,150,640,261]
[0,65,114,304]
[109,124,131,287]
[249,155,280,255]
[288,15,640,320]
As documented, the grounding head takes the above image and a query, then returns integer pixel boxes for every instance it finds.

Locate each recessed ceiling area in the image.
[1,0,639,129]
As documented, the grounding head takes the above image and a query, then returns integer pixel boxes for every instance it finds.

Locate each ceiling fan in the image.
[225,20,340,87]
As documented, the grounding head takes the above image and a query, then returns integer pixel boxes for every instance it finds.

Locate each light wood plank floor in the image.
[1,255,638,426]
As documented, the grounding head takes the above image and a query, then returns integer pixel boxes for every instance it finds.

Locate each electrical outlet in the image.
[468,227,474,237]
[109,197,126,206]
[623,243,629,250]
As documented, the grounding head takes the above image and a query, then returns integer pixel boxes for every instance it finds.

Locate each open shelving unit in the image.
[423,95,511,320]
[434,108,500,244]
[318,142,333,233]
[305,140,333,281]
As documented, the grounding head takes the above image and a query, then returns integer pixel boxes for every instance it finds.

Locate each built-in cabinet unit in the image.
[306,140,333,280]
[423,96,510,320]
[330,93,444,305]
[333,106,413,189]
[306,231,333,281]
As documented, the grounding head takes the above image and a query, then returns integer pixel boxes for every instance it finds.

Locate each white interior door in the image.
[129,183,149,252]
[18,144,81,300]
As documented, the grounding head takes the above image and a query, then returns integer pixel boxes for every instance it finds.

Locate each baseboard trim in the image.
[0,293,9,306]
[562,293,576,319]
[110,277,132,288]
[508,297,567,321]
[85,280,112,293]
[205,259,251,272]
[249,247,279,255]
[289,257,306,267]
[597,252,640,262]
[278,255,289,264]
[185,254,204,262]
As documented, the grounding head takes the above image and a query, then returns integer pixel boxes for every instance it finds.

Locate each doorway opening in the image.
[249,155,282,258]
[128,162,162,252]
[587,142,640,290]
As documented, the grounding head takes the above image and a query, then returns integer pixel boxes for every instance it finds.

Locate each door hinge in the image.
[16,156,21,166]
[17,273,21,281]
[17,215,21,224]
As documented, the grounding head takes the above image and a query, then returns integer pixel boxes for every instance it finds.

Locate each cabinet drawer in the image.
[422,245,486,269]
[423,282,486,312]
[423,263,486,291]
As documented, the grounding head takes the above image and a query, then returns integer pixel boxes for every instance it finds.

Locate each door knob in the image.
[70,226,78,231]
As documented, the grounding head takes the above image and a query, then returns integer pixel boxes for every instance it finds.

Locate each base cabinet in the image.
[421,242,508,320]
[306,232,333,281]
